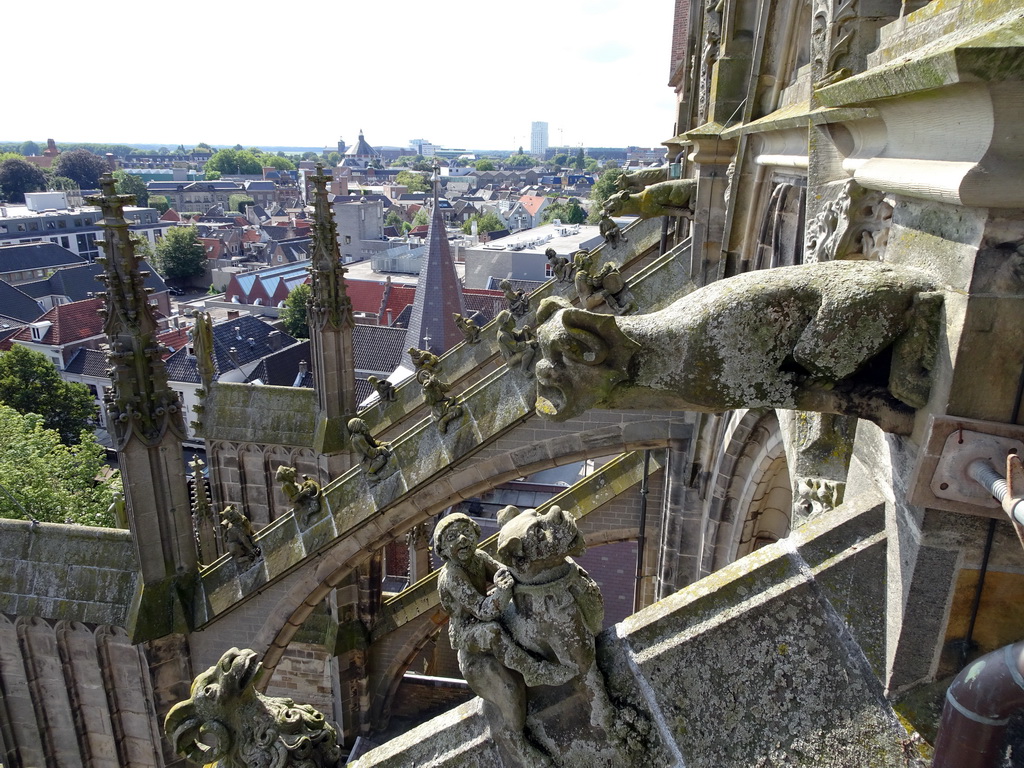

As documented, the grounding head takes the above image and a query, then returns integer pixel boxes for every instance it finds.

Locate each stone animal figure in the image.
[494,505,615,730]
[615,166,670,193]
[534,261,943,435]
[276,465,323,525]
[604,178,697,219]
[164,647,341,768]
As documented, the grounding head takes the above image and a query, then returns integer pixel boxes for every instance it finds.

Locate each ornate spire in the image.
[91,174,186,450]
[308,164,354,331]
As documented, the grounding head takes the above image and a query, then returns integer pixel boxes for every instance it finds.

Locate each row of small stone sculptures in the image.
[166,502,624,768]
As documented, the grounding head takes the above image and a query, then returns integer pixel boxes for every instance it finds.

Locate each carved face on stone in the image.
[496,505,586,579]
[164,647,260,764]
[533,297,641,421]
[434,513,480,565]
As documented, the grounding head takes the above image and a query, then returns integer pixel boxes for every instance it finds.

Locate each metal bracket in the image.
[909,416,1024,518]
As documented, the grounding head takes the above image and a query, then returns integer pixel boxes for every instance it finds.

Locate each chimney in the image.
[227,347,240,367]
[267,330,282,350]
[293,360,308,388]
[234,325,242,340]
[227,309,240,320]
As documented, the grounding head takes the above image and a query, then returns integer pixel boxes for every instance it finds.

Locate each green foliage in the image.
[461,211,505,235]
[474,159,495,172]
[205,148,264,176]
[326,152,341,165]
[148,195,170,213]
[204,169,222,180]
[263,156,295,171]
[505,154,535,168]
[412,209,430,227]
[112,169,149,206]
[0,345,96,445]
[280,283,311,339]
[551,153,569,167]
[51,149,110,188]
[395,170,430,193]
[571,148,586,171]
[19,140,40,156]
[301,151,320,161]
[0,157,46,202]
[130,234,155,264]
[155,226,206,283]
[384,210,411,233]
[45,175,79,192]
[196,142,212,150]
[542,198,586,225]
[229,194,255,213]
[392,155,432,171]
[584,158,600,172]
[590,167,623,208]
[0,404,119,526]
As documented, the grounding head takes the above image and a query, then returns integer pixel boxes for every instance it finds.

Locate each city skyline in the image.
[6,0,676,152]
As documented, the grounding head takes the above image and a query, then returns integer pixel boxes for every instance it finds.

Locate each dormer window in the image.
[29,321,52,341]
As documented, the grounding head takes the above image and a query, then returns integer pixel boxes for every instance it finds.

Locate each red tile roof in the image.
[519,195,549,217]
[157,327,191,358]
[160,209,182,222]
[11,297,104,346]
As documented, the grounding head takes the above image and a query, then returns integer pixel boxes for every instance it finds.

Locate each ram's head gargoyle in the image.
[164,647,340,768]
[534,297,642,421]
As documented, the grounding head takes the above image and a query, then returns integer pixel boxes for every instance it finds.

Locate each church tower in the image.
[91,175,197,637]
[401,167,467,365]
[307,165,358,457]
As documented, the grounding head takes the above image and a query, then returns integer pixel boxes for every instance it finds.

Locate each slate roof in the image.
[164,315,298,384]
[245,341,311,387]
[0,242,88,272]
[10,297,104,346]
[353,324,407,373]
[485,277,546,294]
[19,260,167,303]
[464,289,506,325]
[63,347,109,378]
[0,281,44,323]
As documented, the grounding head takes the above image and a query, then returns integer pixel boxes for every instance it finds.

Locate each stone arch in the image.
[253,419,691,683]
[707,410,791,571]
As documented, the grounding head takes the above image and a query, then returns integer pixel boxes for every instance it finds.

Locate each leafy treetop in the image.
[0,345,96,445]
[280,283,311,339]
[155,225,207,284]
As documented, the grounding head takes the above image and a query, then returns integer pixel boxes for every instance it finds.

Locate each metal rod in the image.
[634,450,652,612]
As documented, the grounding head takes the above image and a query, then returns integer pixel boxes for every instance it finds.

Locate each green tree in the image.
[112,169,149,206]
[0,404,120,526]
[263,155,295,171]
[384,210,411,233]
[280,283,311,339]
[461,211,506,235]
[229,194,255,213]
[551,153,570,167]
[205,149,263,176]
[542,198,587,225]
[0,157,46,202]
[204,169,222,180]
[584,158,600,173]
[412,209,430,227]
[45,175,79,192]
[572,147,586,171]
[395,170,430,193]
[301,151,320,161]
[196,142,212,150]
[19,140,40,156]
[51,149,110,188]
[155,226,207,284]
[590,167,623,209]
[474,159,495,172]
[148,195,171,213]
[506,153,535,168]
[131,234,155,264]
[0,345,95,445]
[326,151,341,165]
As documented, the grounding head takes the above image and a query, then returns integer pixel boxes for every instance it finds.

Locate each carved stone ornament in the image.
[453,312,482,344]
[500,278,531,318]
[366,375,397,402]
[347,417,393,481]
[408,346,441,373]
[436,506,617,764]
[534,261,944,435]
[792,477,845,524]
[575,262,638,316]
[275,465,323,525]
[599,213,627,249]
[545,247,576,283]
[496,310,539,377]
[220,505,261,570]
[417,369,464,434]
[164,647,341,768]
[603,179,696,220]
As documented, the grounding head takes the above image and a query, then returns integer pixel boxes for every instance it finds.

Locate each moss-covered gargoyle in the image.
[534,261,943,435]
[165,647,341,767]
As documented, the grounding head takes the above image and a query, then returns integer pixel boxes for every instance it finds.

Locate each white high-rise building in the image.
[530,121,549,158]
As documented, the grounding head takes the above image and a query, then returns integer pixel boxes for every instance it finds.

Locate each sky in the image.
[5,0,677,153]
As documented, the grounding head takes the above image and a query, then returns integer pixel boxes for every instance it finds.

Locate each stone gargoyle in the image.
[534,261,943,435]
[615,166,669,193]
[603,178,696,219]
[164,647,341,768]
